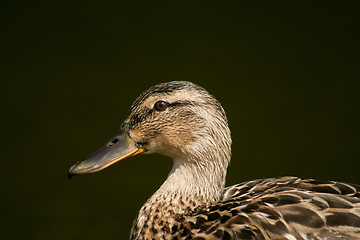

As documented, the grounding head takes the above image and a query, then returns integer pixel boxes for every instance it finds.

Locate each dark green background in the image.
[2,1,360,239]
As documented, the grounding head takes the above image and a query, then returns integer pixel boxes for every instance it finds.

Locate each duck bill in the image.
[68,129,145,178]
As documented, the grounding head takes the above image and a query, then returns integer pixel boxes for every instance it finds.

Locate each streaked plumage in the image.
[69,81,360,240]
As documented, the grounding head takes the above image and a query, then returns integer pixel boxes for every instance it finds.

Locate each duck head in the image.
[68,81,231,178]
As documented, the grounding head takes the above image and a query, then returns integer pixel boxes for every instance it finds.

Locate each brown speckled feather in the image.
[193,177,360,239]
[131,177,360,240]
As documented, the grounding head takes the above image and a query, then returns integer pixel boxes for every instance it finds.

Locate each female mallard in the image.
[68,81,360,240]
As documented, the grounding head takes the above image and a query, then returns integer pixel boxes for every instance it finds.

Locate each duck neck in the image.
[159,157,227,210]
[130,152,230,239]
[148,136,231,215]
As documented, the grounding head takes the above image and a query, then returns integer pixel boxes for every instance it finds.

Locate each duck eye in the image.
[154,101,168,111]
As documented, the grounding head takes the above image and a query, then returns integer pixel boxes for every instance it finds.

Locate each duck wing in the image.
[177,177,360,240]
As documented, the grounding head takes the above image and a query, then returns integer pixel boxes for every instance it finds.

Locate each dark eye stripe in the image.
[128,100,198,128]
[168,100,198,108]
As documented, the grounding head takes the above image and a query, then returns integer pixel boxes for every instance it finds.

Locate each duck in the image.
[68,81,360,240]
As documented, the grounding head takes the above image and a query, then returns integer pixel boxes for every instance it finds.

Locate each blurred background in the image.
[2,1,360,239]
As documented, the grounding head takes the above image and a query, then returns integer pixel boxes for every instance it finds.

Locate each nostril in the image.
[109,138,119,146]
